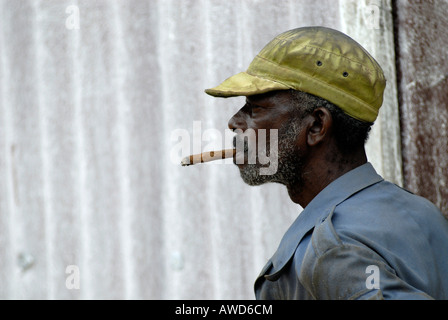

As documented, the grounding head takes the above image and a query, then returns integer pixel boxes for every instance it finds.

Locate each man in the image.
[204,27,448,299]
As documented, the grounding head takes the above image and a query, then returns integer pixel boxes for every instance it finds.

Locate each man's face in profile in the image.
[228,90,307,188]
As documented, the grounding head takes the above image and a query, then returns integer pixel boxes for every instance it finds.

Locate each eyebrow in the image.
[247,95,268,104]
[246,98,274,109]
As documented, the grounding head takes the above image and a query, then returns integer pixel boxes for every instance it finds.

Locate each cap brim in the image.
[205,72,291,98]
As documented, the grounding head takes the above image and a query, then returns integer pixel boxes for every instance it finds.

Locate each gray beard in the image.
[237,120,304,188]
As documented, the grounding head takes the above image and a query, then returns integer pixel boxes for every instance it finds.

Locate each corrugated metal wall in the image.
[0,0,441,300]
[394,0,448,217]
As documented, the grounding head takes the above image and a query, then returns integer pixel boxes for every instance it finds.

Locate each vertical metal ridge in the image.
[110,0,134,300]
[32,0,53,299]
[0,0,17,299]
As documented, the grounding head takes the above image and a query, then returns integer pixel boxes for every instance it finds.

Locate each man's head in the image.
[228,89,373,190]
[205,27,386,205]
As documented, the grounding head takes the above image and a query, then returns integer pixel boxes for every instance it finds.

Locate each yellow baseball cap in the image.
[205,27,386,123]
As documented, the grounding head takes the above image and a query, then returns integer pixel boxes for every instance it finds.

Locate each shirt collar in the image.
[264,162,384,280]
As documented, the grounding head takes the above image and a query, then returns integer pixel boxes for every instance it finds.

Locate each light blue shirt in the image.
[255,163,448,300]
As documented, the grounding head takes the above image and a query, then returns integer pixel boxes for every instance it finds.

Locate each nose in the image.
[228,107,247,131]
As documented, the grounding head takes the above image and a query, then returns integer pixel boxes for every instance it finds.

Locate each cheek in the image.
[279,120,306,149]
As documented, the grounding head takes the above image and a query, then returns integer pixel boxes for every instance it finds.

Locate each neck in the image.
[287,148,367,208]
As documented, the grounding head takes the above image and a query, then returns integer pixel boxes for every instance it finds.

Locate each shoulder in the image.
[298,180,448,299]
[306,180,439,250]
[331,180,447,245]
[298,211,434,300]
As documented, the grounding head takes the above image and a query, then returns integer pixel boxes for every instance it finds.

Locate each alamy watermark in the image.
[365,265,380,290]
[66,265,80,290]
[65,5,80,30]
[170,121,279,175]
[365,1,381,30]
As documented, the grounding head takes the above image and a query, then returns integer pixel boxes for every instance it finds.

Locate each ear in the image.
[306,107,333,147]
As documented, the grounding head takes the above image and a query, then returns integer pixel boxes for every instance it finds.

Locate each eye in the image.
[248,103,263,115]
[251,105,261,112]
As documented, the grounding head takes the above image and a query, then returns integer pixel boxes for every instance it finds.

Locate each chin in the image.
[238,165,277,186]
[237,161,302,189]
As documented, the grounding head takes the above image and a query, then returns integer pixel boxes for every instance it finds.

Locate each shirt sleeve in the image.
[299,241,434,300]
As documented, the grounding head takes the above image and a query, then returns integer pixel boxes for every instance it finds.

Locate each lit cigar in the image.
[181,149,236,166]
